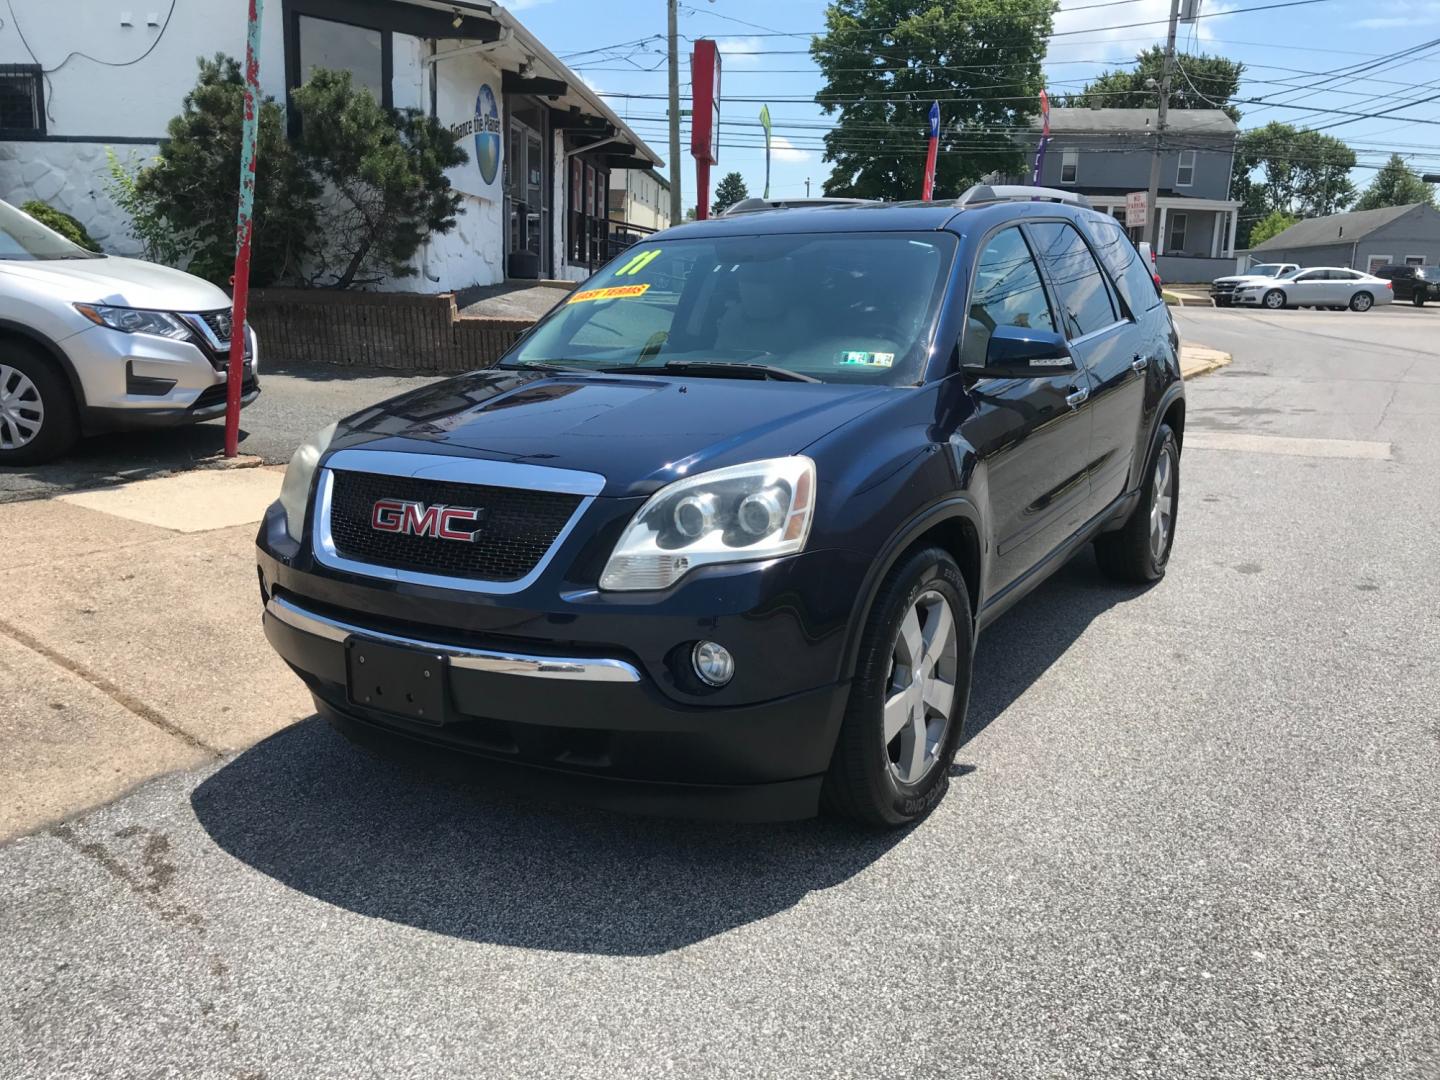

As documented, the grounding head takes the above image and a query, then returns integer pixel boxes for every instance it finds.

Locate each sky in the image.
[507,0,1440,208]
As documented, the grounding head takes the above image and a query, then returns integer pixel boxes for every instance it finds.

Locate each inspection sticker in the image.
[568,283,651,304]
[839,350,895,368]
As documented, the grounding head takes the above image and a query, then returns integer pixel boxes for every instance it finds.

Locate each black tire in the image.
[1262,289,1286,310]
[1349,291,1373,312]
[823,546,973,827]
[1094,424,1179,584]
[1412,291,1425,307]
[0,339,78,465]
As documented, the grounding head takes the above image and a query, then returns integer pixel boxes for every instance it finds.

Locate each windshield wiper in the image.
[500,359,596,373]
[659,360,819,383]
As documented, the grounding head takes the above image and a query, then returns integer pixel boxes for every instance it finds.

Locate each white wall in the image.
[389,34,504,293]
[0,0,285,256]
[0,0,286,138]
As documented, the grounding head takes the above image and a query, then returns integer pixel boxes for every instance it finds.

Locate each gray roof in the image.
[1252,203,1423,251]
[1039,108,1237,135]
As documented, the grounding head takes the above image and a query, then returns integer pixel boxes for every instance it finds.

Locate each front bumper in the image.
[262,591,847,820]
[63,323,261,432]
[256,500,863,820]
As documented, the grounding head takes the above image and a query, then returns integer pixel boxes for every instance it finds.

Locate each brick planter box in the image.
[248,289,533,373]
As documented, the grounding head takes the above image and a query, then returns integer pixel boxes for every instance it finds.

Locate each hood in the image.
[331,369,896,497]
[0,255,232,311]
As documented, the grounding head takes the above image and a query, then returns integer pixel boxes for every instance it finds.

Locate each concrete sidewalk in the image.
[0,345,1230,841]
[0,467,313,839]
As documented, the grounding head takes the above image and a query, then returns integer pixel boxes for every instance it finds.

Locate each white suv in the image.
[0,199,259,464]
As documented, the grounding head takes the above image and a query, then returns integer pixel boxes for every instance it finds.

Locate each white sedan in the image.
[1232,267,1394,312]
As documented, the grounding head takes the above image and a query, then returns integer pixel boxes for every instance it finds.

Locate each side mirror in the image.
[961,325,1076,379]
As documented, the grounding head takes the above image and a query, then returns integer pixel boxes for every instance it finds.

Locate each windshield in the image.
[503,232,956,385]
[1251,264,1289,277]
[0,200,104,261]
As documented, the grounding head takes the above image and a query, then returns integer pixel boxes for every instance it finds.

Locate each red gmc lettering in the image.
[370,499,482,541]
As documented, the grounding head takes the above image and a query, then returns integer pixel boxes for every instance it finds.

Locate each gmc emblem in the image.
[371,499,486,542]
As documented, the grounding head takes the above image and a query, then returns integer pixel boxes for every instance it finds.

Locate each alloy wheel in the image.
[1353,293,1372,311]
[1150,444,1175,561]
[0,364,44,450]
[1263,291,1284,310]
[884,589,959,785]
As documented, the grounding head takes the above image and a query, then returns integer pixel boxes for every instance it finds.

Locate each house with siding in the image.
[0,0,663,291]
[1245,203,1440,273]
[995,107,1243,283]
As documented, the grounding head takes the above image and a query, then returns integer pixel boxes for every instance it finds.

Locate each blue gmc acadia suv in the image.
[256,186,1185,827]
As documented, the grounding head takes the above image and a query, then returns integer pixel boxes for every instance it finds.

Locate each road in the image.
[1,307,1437,1079]
[0,362,440,504]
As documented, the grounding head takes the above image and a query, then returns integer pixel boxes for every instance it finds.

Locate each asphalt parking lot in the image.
[1,306,1436,1078]
[0,362,440,504]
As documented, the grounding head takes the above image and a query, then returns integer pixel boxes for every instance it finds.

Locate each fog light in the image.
[692,640,735,687]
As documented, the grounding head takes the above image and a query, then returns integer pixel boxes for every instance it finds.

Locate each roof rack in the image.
[955,184,1093,210]
[722,196,879,216]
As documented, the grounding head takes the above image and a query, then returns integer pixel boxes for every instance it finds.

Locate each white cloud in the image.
[1049,0,1235,64]
[770,134,813,163]
[714,37,765,68]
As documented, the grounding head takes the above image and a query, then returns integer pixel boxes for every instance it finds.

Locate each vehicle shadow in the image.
[190,549,1150,956]
[0,422,250,496]
[960,549,1153,749]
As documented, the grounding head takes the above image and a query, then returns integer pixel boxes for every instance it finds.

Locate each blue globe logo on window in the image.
[474,84,501,186]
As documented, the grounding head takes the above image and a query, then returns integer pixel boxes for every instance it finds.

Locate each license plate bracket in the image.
[345,638,448,726]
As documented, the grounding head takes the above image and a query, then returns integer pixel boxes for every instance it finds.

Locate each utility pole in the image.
[666,0,682,226]
[1145,0,1182,253]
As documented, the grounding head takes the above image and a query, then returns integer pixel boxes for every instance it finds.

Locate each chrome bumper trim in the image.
[265,595,642,683]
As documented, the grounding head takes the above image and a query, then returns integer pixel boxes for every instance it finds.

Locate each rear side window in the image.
[961,227,1054,367]
[1029,221,1119,338]
[1088,217,1161,315]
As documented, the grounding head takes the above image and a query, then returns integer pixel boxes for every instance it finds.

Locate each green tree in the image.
[1355,153,1437,211]
[811,0,1052,201]
[292,69,467,289]
[1247,209,1297,247]
[712,171,750,215]
[21,201,101,252]
[133,54,318,285]
[1229,121,1356,246]
[1061,47,1245,121]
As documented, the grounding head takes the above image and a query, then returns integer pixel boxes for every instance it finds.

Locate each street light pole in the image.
[666,0,683,226]
[1145,0,1182,253]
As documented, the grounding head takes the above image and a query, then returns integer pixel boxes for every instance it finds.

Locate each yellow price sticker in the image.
[614,248,662,276]
[568,283,651,304]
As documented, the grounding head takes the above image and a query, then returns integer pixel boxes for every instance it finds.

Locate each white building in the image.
[0,0,662,291]
[609,168,672,235]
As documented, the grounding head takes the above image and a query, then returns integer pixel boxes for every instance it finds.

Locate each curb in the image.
[1180,346,1232,381]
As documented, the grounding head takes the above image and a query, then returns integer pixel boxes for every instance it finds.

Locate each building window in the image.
[1405,255,1425,266]
[0,65,44,137]
[1060,149,1078,185]
[1176,149,1196,188]
[1168,212,1187,253]
[290,14,391,107]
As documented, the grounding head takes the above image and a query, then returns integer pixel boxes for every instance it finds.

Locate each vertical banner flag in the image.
[1030,89,1051,185]
[225,0,263,458]
[921,101,940,201]
[759,104,773,199]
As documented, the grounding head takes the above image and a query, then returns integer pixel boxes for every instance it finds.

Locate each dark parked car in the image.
[257,185,1185,826]
[1372,264,1439,306]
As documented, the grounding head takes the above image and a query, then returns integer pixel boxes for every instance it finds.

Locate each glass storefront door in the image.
[505,100,549,279]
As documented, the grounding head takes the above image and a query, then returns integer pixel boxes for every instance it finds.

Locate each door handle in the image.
[1066,385,1090,409]
[1131,354,1150,373]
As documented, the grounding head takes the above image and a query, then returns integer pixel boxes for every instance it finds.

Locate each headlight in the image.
[74,303,194,341]
[279,423,338,542]
[599,456,816,591]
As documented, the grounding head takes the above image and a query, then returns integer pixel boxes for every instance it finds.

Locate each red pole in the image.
[225,0,264,458]
[696,159,711,220]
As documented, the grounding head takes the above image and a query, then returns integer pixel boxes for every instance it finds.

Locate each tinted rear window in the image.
[1088,216,1161,315]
